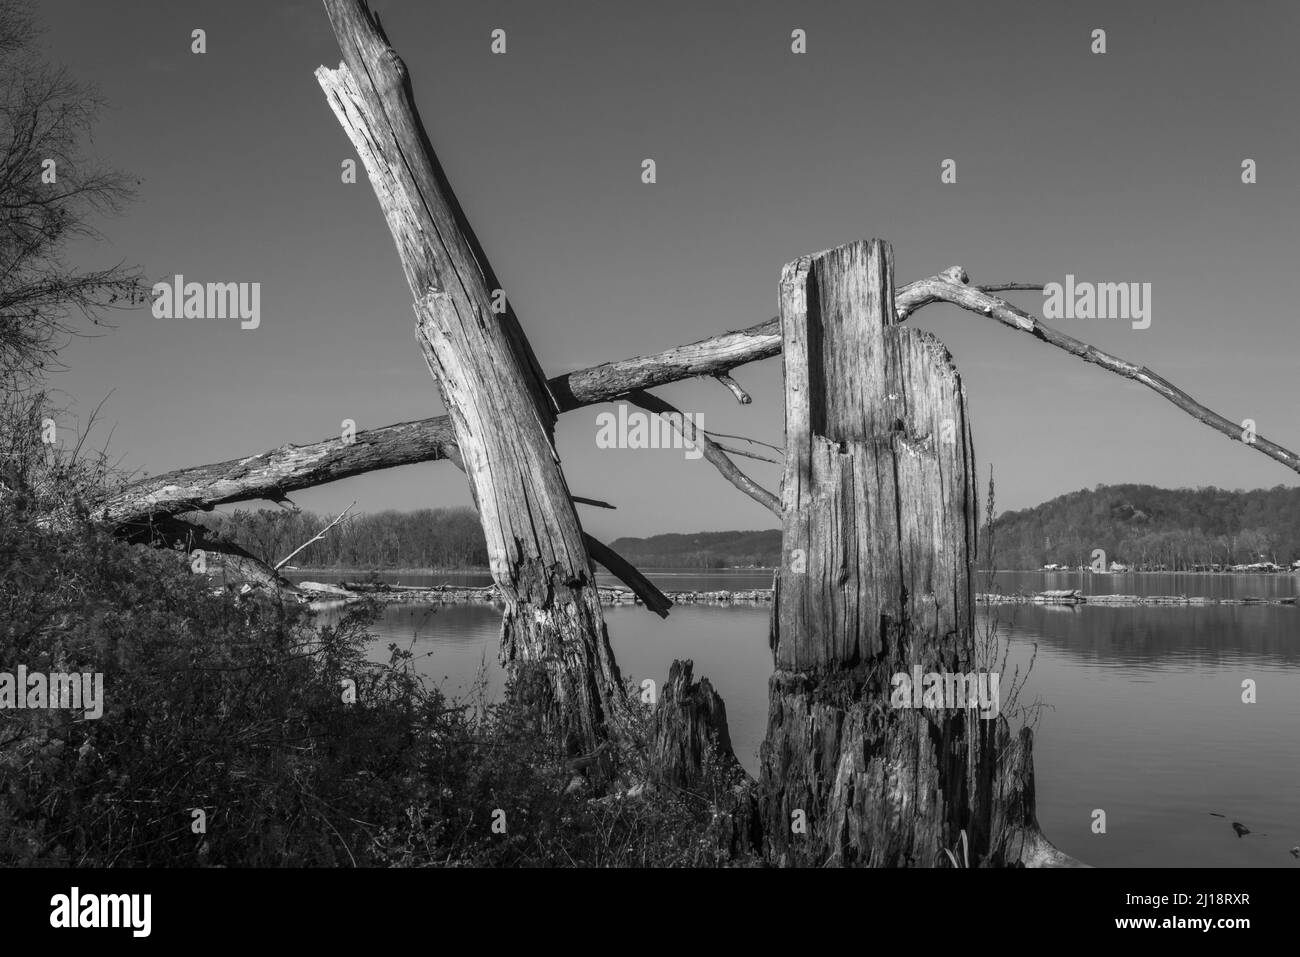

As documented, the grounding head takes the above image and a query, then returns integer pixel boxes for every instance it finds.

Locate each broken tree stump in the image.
[649,659,740,789]
[758,238,1067,866]
[650,659,760,857]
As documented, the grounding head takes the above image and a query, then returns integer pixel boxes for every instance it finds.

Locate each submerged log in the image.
[758,239,1072,867]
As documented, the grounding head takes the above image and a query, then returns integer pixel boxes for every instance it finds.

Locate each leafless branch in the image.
[274,501,355,571]
[900,270,1300,476]
[625,390,781,515]
[710,372,751,404]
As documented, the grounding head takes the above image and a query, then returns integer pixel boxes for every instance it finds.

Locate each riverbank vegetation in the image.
[0,507,752,867]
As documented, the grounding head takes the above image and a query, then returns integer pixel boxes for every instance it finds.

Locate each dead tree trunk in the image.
[758,239,1060,866]
[316,0,622,752]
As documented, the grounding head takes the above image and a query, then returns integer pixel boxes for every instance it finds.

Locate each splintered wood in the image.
[759,239,1068,866]
[316,0,622,751]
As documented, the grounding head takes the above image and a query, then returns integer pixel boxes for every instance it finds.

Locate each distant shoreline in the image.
[288,565,1297,577]
[297,581,1298,609]
[1003,568,1300,576]
[289,565,778,574]
[290,566,490,574]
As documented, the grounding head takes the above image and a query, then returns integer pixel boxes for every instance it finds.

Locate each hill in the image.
[987,484,1300,570]
[605,529,782,569]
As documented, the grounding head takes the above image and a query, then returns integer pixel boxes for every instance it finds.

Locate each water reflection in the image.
[316,568,1299,867]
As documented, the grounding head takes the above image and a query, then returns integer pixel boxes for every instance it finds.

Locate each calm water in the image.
[308,568,1300,867]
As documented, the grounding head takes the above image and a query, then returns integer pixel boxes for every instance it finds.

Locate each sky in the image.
[34,0,1300,538]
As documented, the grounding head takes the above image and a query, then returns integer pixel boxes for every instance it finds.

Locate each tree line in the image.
[191,512,787,571]
[605,529,781,568]
[191,506,489,569]
[989,484,1300,571]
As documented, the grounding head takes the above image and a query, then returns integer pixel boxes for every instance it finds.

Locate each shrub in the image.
[0,513,755,867]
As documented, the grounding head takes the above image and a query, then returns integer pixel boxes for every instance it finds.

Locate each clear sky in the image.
[38,0,1300,538]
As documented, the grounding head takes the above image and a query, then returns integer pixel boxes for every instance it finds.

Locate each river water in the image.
[305,568,1300,868]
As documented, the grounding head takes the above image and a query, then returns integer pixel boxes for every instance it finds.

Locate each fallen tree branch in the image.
[99,272,956,527]
[625,390,781,515]
[98,266,1300,537]
[899,271,1300,476]
[976,282,1045,293]
[98,416,458,525]
[701,430,785,456]
[710,442,780,465]
[274,501,355,571]
[584,536,673,619]
[710,372,751,404]
[440,443,671,616]
[573,495,616,510]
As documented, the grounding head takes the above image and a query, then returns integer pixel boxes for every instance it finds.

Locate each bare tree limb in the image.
[584,536,673,618]
[701,430,785,456]
[101,272,958,526]
[573,495,616,510]
[98,416,458,526]
[976,282,1045,293]
[710,442,781,465]
[900,272,1300,476]
[711,372,751,404]
[625,390,781,516]
[274,501,354,571]
[439,442,671,615]
[99,265,1300,536]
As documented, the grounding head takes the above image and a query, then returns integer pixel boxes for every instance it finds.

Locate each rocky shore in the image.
[298,581,1297,608]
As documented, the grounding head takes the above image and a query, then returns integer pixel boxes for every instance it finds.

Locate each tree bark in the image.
[649,659,760,859]
[757,239,1065,866]
[316,0,622,751]
[98,416,458,526]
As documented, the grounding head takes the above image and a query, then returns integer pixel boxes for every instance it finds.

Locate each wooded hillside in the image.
[989,484,1300,570]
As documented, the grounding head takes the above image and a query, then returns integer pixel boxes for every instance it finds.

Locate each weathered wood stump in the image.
[649,659,739,789]
[990,725,1086,867]
[650,659,760,857]
[758,239,1070,866]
